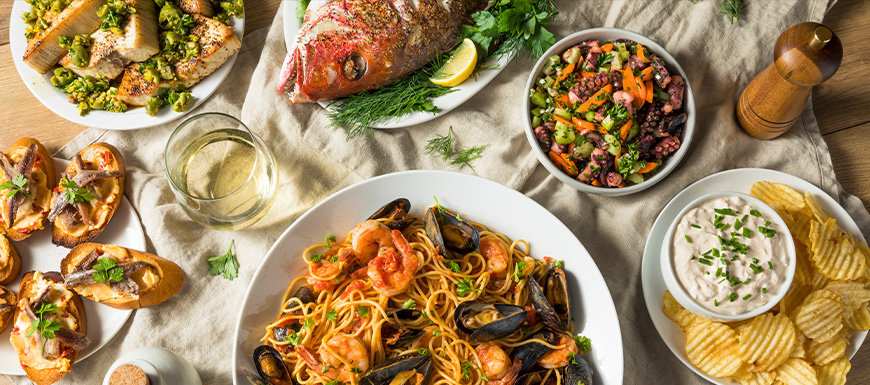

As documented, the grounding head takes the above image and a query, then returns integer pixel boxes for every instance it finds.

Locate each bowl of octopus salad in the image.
[524,28,694,196]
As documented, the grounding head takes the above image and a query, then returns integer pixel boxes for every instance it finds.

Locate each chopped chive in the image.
[762,287,768,293]
[752,258,759,264]
[691,224,701,229]
[715,208,736,216]
[714,300,719,306]
[690,255,696,260]
[765,221,771,226]
[716,267,723,276]
[743,228,752,237]
[768,261,773,269]
[685,235,693,243]
[743,294,752,300]
[750,209,762,217]
[750,264,763,274]
[734,218,743,231]
[698,259,713,266]
[743,278,751,284]
[728,293,737,302]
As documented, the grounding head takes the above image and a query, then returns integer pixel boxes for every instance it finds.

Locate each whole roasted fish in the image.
[277,0,488,103]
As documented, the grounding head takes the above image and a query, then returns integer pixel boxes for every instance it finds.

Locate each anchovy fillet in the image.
[64,261,155,295]
[2,143,37,226]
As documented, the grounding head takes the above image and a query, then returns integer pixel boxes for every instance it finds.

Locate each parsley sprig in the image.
[425,127,487,169]
[60,176,95,203]
[456,277,480,297]
[26,303,63,356]
[92,257,124,283]
[0,174,33,199]
[461,0,558,61]
[208,240,239,280]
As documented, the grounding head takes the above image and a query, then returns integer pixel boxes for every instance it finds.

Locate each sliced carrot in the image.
[573,117,596,132]
[619,119,633,140]
[638,162,659,174]
[645,80,653,103]
[549,151,579,177]
[581,71,596,78]
[576,84,612,113]
[557,63,576,81]
[554,115,573,127]
[633,78,646,109]
[555,95,570,105]
[639,66,654,81]
[637,44,650,63]
[622,69,636,98]
[601,43,613,53]
[591,179,602,187]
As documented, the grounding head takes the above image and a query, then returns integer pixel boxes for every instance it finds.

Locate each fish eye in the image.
[343,53,367,81]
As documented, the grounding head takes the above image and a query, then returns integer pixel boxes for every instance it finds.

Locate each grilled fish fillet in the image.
[24,0,106,74]
[174,0,215,16]
[59,0,159,79]
[117,64,164,106]
[174,15,241,87]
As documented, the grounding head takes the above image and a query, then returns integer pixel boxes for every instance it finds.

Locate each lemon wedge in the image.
[430,38,478,87]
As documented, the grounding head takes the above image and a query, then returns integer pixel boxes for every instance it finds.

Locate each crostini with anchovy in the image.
[1,138,57,241]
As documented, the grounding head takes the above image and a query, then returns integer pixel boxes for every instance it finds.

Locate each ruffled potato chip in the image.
[735,370,777,385]
[789,214,814,248]
[843,304,870,331]
[814,356,850,385]
[805,334,847,365]
[662,291,698,330]
[738,313,796,371]
[804,192,831,223]
[774,358,818,385]
[793,244,816,286]
[810,219,865,281]
[794,289,843,342]
[780,284,813,317]
[823,281,870,317]
[685,318,742,377]
[750,181,805,212]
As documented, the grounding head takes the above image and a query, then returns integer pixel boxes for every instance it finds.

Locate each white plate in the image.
[232,170,624,384]
[0,158,145,375]
[7,1,245,130]
[641,168,868,384]
[282,1,511,129]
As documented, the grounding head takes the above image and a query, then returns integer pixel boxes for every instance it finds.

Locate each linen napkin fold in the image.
[10,0,869,384]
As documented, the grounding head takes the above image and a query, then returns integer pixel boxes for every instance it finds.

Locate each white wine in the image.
[169,128,277,229]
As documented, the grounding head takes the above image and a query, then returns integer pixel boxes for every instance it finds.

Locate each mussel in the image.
[515,370,552,385]
[382,309,425,349]
[252,345,293,385]
[510,329,557,373]
[359,354,433,385]
[423,206,480,258]
[369,198,414,230]
[563,354,594,385]
[544,266,571,331]
[286,285,315,313]
[528,277,563,332]
[454,301,526,343]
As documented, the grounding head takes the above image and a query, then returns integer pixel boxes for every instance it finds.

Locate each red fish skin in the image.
[278,0,487,103]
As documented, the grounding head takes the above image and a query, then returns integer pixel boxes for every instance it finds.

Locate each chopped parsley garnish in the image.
[356,306,369,318]
[60,176,95,203]
[325,310,337,321]
[446,261,461,273]
[92,257,124,283]
[324,234,335,248]
[402,299,416,309]
[302,318,315,330]
[574,335,592,352]
[26,303,63,356]
[513,260,527,282]
[0,174,33,199]
[456,277,479,297]
[307,254,324,263]
[432,330,441,336]
[461,360,475,380]
[207,240,239,280]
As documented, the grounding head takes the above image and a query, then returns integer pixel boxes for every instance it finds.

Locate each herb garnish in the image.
[60,176,95,203]
[461,360,475,380]
[717,0,746,24]
[456,277,479,297]
[513,260,527,282]
[307,254,324,263]
[92,257,124,283]
[417,348,431,356]
[446,261,461,273]
[574,335,592,352]
[26,303,63,356]
[325,310,337,321]
[324,234,336,248]
[1,174,33,199]
[758,226,777,238]
[207,240,239,280]
[402,299,416,310]
[356,306,369,318]
[296,0,311,19]
[98,0,136,35]
[461,0,558,60]
[425,127,488,169]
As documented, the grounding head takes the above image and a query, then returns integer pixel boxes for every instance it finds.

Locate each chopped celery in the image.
[627,173,644,184]
[584,111,596,122]
[554,108,572,120]
[603,134,621,156]
[615,42,630,62]
[600,115,615,131]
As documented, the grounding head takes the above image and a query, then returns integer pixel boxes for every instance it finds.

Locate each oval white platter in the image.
[282,1,511,129]
[641,168,867,385]
[7,1,245,130]
[0,158,146,375]
[232,170,624,384]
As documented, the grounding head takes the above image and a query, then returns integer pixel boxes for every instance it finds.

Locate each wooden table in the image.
[1,0,868,383]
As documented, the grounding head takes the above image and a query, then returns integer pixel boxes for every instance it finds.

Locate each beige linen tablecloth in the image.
[10,0,870,384]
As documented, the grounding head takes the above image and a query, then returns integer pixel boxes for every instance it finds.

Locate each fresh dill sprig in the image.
[328,53,455,137]
[425,127,487,169]
[717,0,746,24]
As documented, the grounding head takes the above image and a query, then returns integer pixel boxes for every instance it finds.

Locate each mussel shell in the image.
[516,370,551,385]
[286,285,315,312]
[511,329,557,373]
[563,354,594,385]
[528,277,563,332]
[253,345,292,384]
[368,198,413,230]
[359,354,432,385]
[453,301,527,343]
[423,206,480,257]
[544,266,571,331]
[383,309,425,349]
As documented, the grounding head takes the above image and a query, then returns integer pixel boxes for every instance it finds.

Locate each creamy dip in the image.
[671,196,788,315]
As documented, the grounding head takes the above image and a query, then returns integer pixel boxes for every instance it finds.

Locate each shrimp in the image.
[537,335,579,369]
[479,238,509,276]
[350,220,393,264]
[306,247,353,291]
[475,343,521,385]
[367,230,419,297]
[299,334,370,383]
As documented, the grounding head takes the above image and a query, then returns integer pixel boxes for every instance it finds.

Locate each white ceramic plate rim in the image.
[231,170,624,385]
[8,0,245,130]
[641,168,868,385]
[282,0,510,129]
[522,28,696,196]
[0,158,145,375]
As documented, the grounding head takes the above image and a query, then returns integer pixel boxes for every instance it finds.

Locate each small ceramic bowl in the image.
[523,28,695,196]
[660,192,796,322]
[102,346,202,385]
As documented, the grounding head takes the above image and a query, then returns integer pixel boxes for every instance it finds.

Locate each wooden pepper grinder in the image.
[737,22,842,139]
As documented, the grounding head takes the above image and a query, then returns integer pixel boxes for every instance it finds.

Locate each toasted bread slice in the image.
[1,138,58,241]
[0,235,21,285]
[23,0,105,74]
[11,271,88,385]
[59,0,160,79]
[0,285,14,333]
[61,243,184,310]
[50,143,126,248]
[175,14,241,87]
[117,64,165,106]
[175,0,215,16]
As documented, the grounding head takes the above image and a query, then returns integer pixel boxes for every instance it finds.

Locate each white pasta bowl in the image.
[660,191,796,322]
[522,28,695,196]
